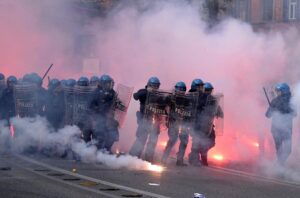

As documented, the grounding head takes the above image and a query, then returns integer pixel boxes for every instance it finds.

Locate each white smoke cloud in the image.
[0,116,160,171]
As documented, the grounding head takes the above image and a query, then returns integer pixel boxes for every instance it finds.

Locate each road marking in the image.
[16,154,171,198]
[208,165,300,188]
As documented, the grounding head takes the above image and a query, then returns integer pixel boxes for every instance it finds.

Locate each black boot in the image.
[176,159,188,166]
[201,154,208,166]
[188,150,201,166]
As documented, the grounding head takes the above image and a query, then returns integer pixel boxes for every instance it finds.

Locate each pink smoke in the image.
[1,0,300,165]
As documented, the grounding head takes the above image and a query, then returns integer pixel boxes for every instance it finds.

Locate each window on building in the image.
[229,0,249,21]
[289,0,297,20]
[238,0,249,21]
[263,0,273,21]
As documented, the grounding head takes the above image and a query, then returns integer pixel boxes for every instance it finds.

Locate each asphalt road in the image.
[1,153,300,198]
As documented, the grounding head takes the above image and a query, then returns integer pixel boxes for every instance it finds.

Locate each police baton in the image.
[42,64,53,81]
[263,87,271,106]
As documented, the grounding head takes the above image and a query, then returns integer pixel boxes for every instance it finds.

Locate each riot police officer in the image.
[189,79,204,93]
[266,83,296,165]
[189,82,223,166]
[0,73,6,119]
[45,79,65,130]
[90,76,100,87]
[129,77,168,162]
[162,81,193,166]
[23,73,47,116]
[73,76,94,140]
[90,74,119,152]
[1,76,17,120]
[62,79,76,126]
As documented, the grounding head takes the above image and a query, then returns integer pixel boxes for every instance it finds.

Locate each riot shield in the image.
[170,92,198,123]
[113,84,134,127]
[144,89,172,126]
[13,83,38,117]
[263,86,276,102]
[73,85,96,127]
[63,85,74,125]
[207,93,224,136]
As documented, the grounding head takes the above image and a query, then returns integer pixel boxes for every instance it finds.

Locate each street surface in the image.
[1,153,300,198]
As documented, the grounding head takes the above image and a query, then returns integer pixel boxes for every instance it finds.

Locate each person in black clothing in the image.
[90,74,119,152]
[23,73,47,116]
[161,81,194,166]
[45,79,65,130]
[266,83,296,165]
[188,78,205,165]
[129,77,165,162]
[1,76,17,120]
[0,73,6,119]
[189,82,223,166]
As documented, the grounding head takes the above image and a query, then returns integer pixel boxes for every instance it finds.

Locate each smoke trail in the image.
[0,116,160,171]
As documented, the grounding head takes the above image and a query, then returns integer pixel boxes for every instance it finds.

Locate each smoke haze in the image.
[1,0,300,179]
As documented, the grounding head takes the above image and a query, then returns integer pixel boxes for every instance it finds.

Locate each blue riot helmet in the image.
[99,74,114,90]
[175,81,186,94]
[77,76,89,86]
[90,76,100,86]
[204,82,214,94]
[275,83,290,96]
[147,76,160,89]
[22,74,31,83]
[60,79,67,86]
[66,79,76,87]
[0,73,5,80]
[191,78,204,91]
[48,78,60,91]
[7,76,17,89]
[29,73,43,87]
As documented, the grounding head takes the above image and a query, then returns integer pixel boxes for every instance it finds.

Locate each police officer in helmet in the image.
[45,79,64,130]
[1,76,17,120]
[189,82,223,166]
[0,73,6,119]
[90,74,119,152]
[266,83,297,165]
[162,81,191,166]
[77,77,89,86]
[90,76,100,86]
[129,76,163,162]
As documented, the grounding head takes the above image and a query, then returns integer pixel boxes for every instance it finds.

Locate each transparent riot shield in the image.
[113,84,134,127]
[170,92,198,123]
[73,85,97,127]
[63,85,74,126]
[144,89,172,126]
[263,86,276,102]
[209,93,224,136]
[13,83,38,117]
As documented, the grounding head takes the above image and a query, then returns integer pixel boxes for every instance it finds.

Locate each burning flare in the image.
[213,154,224,161]
[147,164,164,172]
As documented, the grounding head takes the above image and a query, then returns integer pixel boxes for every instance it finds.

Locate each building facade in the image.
[225,0,300,29]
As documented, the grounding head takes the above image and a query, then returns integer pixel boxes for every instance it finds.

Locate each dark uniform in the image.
[266,83,296,165]
[129,77,167,163]
[161,81,196,166]
[189,82,223,166]
[90,87,118,151]
[89,74,120,152]
[0,76,17,120]
[0,73,6,119]
[45,79,65,130]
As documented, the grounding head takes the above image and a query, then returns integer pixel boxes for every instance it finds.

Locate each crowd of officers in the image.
[129,77,223,166]
[0,72,120,153]
[0,72,224,167]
